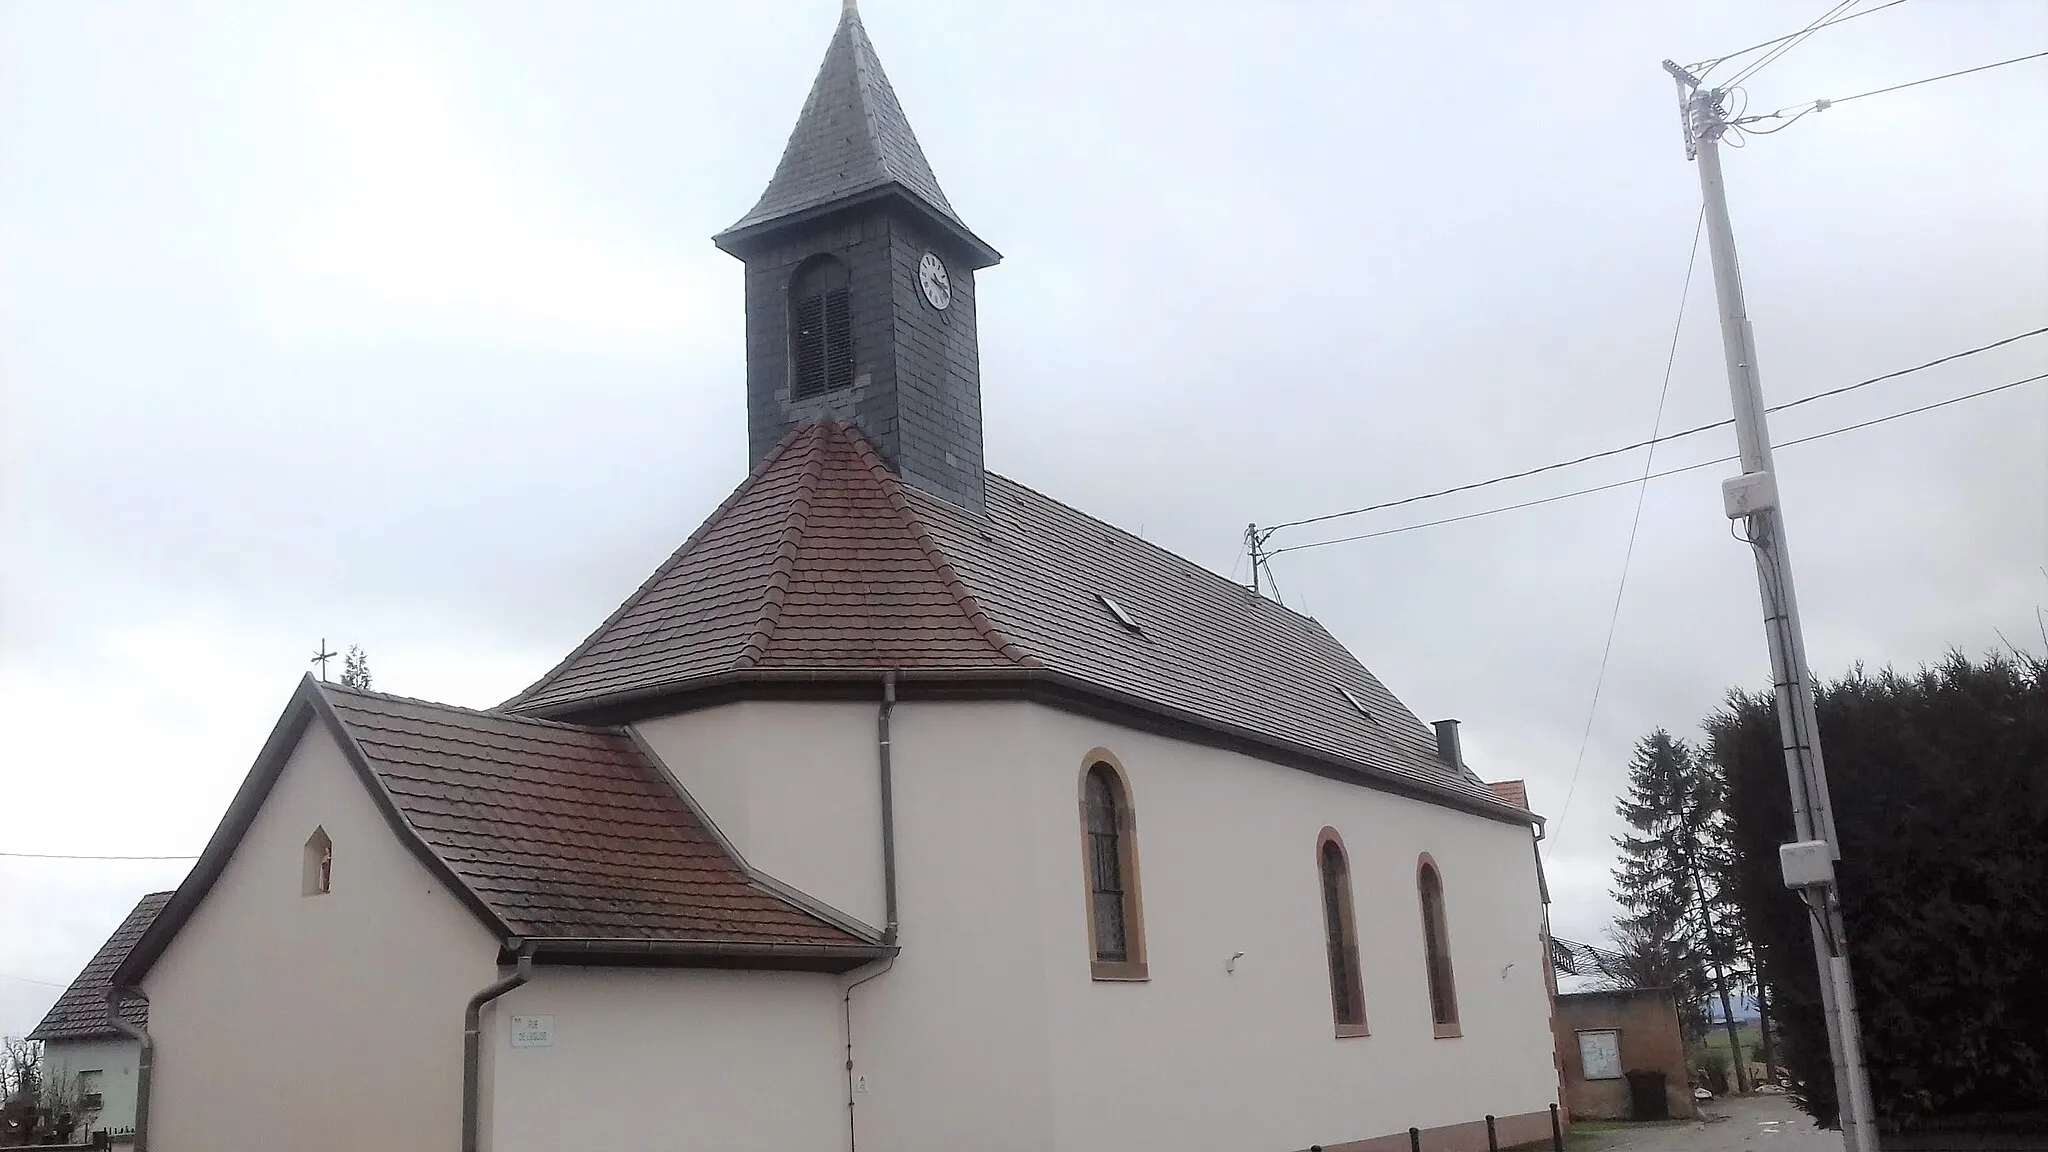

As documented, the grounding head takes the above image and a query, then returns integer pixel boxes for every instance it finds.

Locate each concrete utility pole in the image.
[1662,62,1878,1148]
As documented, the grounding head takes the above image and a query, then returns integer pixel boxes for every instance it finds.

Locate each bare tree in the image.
[3,1037,44,1145]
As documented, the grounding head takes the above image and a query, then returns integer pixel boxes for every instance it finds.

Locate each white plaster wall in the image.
[482,968,843,1151]
[1026,708,1558,1152]
[846,700,1057,1152]
[142,721,502,1152]
[634,701,885,932]
[43,1038,142,1134]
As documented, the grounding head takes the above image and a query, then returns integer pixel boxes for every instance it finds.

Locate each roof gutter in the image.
[521,937,892,968]
[106,987,151,1152]
[531,668,1537,829]
[463,942,533,1152]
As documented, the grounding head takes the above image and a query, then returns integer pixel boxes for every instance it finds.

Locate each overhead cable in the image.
[0,850,200,861]
[1722,0,1860,90]
[1738,49,2048,126]
[1691,0,1907,82]
[1268,371,2048,557]
[1261,326,2048,537]
[1558,208,1704,825]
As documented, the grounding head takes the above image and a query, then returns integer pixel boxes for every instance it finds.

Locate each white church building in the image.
[113,7,1563,1150]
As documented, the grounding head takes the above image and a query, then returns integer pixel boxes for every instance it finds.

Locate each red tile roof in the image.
[1487,780,1531,810]
[321,685,864,946]
[509,422,1517,815]
[510,423,1028,714]
[29,891,172,1042]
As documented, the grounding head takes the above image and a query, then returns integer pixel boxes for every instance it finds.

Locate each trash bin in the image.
[1625,1070,1669,1121]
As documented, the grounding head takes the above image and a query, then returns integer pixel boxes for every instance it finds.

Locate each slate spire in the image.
[714,3,996,265]
[715,6,999,513]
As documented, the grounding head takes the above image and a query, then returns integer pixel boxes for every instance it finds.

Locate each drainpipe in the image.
[106,987,151,1152]
[462,942,532,1152]
[878,670,900,945]
[845,671,903,1152]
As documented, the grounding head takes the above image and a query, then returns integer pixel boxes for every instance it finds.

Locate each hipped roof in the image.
[508,423,1521,820]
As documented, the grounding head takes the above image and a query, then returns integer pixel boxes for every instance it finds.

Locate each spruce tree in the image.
[1612,728,1750,1090]
[341,645,373,691]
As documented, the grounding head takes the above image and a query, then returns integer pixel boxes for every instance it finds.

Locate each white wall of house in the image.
[42,1038,141,1135]
[1025,708,1558,1151]
[635,701,886,933]
[848,700,1060,1152]
[482,968,844,1150]
[828,698,1556,1152]
[142,721,503,1152]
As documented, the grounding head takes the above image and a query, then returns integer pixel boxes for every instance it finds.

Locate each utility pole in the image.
[1662,62,1877,1147]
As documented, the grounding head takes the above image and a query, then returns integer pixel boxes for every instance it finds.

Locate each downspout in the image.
[845,670,903,1152]
[106,987,151,1152]
[462,942,532,1152]
[878,670,900,945]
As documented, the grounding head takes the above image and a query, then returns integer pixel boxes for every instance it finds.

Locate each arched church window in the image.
[791,256,853,399]
[1318,829,1367,1036]
[1418,854,1461,1037]
[1079,756,1147,980]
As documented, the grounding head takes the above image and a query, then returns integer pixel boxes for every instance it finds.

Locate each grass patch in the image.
[1701,1023,1763,1054]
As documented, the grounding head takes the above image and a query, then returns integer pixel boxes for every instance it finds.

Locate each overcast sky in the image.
[3,0,2044,1034]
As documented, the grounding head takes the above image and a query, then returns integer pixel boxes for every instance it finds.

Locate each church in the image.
[112,7,1562,1150]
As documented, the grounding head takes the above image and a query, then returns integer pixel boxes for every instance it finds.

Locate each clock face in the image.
[918,250,951,310]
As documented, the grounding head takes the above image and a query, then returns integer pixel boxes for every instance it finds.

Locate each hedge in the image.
[1704,653,2048,1128]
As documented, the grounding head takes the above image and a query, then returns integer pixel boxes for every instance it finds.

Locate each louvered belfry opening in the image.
[791,255,854,400]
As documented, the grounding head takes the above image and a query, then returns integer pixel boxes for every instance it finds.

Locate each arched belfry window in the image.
[790,255,853,399]
[1078,755,1146,980]
[303,827,333,896]
[1417,854,1460,1037]
[1318,829,1367,1036]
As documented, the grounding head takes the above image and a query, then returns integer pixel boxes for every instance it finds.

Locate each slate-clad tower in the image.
[714,2,1000,512]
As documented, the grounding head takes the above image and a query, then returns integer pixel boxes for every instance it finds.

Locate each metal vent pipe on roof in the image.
[1434,719,1464,770]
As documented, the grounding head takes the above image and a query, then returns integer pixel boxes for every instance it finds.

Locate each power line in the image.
[1269,371,2048,557]
[0,850,198,861]
[1559,209,1704,826]
[1262,327,2047,537]
[1723,0,1860,90]
[1738,49,2048,126]
[0,971,67,989]
[1693,0,1908,81]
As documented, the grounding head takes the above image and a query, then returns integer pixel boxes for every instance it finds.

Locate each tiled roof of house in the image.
[509,422,1512,815]
[508,423,1030,714]
[321,684,866,946]
[714,3,995,264]
[911,476,1499,806]
[1487,780,1530,810]
[28,891,172,1042]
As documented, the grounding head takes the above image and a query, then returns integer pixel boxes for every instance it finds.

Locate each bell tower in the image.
[714,2,1000,512]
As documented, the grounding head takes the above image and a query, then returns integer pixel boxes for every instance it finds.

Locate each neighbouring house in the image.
[26,891,172,1144]
[1555,988,1696,1122]
[110,8,1561,1151]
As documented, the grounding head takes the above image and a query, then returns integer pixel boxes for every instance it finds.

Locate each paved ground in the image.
[1571,1095,1843,1152]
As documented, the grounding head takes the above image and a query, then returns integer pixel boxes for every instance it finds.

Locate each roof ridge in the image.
[501,426,815,712]
[845,426,1036,667]
[324,681,619,736]
[734,425,830,671]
